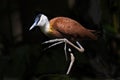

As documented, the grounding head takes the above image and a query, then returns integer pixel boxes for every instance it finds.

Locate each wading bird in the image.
[29,14,97,75]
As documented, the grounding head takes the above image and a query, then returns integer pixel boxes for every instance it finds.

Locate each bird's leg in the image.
[66,48,75,75]
[42,39,68,60]
[42,39,65,44]
[64,42,68,61]
[42,39,83,75]
[65,39,84,53]
[42,38,85,53]
[76,41,84,50]
[43,41,63,50]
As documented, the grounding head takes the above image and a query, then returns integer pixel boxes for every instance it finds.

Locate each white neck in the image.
[38,15,50,34]
[40,21,50,35]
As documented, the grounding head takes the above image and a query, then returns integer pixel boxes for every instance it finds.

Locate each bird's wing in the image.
[50,17,97,40]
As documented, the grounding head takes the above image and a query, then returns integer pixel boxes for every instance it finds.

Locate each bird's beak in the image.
[29,21,37,30]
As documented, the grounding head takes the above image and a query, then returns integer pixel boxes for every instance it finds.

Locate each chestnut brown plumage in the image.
[49,17,97,40]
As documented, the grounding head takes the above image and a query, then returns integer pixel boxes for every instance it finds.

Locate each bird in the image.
[29,14,97,74]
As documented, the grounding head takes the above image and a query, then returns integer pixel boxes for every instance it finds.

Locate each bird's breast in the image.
[45,24,63,38]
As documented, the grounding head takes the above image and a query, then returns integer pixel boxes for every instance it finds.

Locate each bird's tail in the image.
[88,29,103,40]
[88,31,97,40]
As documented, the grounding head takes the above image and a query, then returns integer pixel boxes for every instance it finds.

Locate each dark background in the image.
[0,0,120,80]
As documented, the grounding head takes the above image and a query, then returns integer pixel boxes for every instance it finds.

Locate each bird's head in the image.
[29,14,49,30]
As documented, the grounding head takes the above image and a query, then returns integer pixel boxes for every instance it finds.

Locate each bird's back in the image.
[49,17,97,40]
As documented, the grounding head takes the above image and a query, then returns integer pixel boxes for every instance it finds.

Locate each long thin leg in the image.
[66,39,84,53]
[42,39,65,44]
[64,42,68,61]
[76,41,84,49]
[42,38,85,53]
[66,48,75,75]
[43,39,68,60]
[43,41,63,50]
[42,39,82,75]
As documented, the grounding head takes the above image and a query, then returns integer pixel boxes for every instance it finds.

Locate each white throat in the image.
[38,15,50,34]
[43,21,50,35]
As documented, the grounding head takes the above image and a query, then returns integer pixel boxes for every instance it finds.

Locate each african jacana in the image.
[29,14,97,74]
